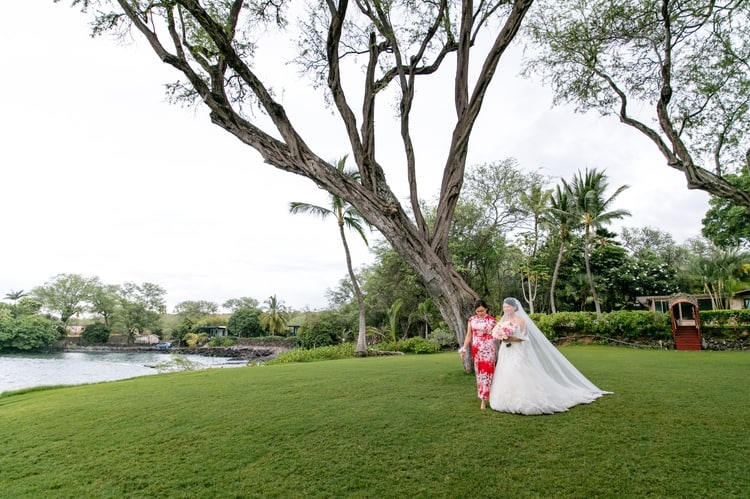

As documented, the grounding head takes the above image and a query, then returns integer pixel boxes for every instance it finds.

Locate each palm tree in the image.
[690,246,749,309]
[289,156,372,356]
[259,294,289,335]
[543,185,580,313]
[4,289,28,303]
[518,183,551,313]
[566,168,631,315]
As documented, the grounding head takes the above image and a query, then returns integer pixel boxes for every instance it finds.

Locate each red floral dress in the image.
[468,313,498,401]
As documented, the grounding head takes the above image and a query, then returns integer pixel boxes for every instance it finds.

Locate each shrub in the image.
[208,336,237,347]
[267,343,356,364]
[184,332,208,347]
[0,316,59,351]
[700,310,750,338]
[373,337,441,354]
[82,323,111,345]
[594,311,671,341]
[399,337,441,354]
[429,328,457,349]
[296,311,345,349]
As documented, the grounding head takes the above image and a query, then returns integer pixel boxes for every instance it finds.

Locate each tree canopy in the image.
[523,0,750,208]
[59,0,535,340]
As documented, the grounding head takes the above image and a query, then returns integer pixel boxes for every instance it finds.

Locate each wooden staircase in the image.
[673,327,702,350]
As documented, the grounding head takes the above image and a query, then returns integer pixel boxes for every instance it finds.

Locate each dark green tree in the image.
[82,323,111,345]
[702,174,750,250]
[0,315,60,351]
[227,307,263,338]
[296,310,345,349]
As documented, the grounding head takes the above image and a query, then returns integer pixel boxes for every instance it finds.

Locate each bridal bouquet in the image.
[492,322,514,341]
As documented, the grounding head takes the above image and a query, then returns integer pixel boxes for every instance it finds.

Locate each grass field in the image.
[1,347,748,498]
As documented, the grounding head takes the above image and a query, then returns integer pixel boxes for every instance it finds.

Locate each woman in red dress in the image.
[459,299,497,410]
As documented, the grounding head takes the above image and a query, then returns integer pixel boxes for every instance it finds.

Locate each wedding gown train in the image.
[488,299,611,415]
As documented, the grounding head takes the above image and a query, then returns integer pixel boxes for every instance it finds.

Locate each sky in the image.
[0,3,710,312]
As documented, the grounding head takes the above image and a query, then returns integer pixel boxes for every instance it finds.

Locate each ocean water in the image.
[0,351,242,394]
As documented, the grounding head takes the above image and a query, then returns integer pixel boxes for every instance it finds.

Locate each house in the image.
[194,326,229,337]
[636,289,750,316]
[66,324,85,336]
[135,334,160,345]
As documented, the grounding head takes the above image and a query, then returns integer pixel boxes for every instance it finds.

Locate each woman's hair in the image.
[473,299,489,310]
[503,297,519,310]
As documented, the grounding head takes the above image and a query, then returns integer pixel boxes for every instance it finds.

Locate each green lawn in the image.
[1,347,748,498]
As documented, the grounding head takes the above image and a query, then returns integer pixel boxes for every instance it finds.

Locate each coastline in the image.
[58,344,291,362]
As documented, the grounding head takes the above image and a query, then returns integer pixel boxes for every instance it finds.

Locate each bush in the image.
[700,310,750,338]
[296,311,345,349]
[594,311,671,341]
[0,316,60,351]
[530,310,671,342]
[373,337,441,354]
[82,323,111,345]
[429,328,457,349]
[209,336,237,347]
[268,343,356,364]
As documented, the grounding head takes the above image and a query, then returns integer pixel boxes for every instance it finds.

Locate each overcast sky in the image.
[1,3,710,312]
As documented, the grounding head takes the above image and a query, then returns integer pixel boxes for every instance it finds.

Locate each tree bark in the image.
[102,0,534,354]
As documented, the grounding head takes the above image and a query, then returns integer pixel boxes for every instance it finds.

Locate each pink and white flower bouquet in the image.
[492,322,514,341]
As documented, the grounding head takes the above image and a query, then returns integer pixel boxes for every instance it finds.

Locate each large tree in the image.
[32,273,99,325]
[60,0,535,345]
[524,0,750,208]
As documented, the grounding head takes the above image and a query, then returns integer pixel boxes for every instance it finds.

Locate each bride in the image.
[488,297,612,415]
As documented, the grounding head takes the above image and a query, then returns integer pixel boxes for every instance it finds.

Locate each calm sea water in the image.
[0,351,243,394]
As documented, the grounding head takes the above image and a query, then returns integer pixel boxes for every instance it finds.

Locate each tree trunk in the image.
[339,223,368,357]
[549,240,565,314]
[583,238,602,316]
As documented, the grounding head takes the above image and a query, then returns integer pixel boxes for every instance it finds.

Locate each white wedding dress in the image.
[488,299,611,415]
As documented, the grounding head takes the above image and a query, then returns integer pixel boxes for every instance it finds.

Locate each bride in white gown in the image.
[488,298,612,415]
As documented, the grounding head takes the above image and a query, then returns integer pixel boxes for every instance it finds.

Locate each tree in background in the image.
[119,282,167,343]
[448,160,543,305]
[688,243,750,309]
[4,289,28,304]
[222,297,260,312]
[524,0,750,209]
[227,307,263,338]
[82,323,111,345]
[260,295,289,336]
[32,273,99,325]
[290,156,371,357]
[517,182,552,313]
[702,173,750,250]
[296,310,345,349]
[566,168,630,315]
[89,283,120,329]
[543,185,580,313]
[62,0,536,345]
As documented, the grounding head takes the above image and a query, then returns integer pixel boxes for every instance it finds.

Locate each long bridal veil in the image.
[508,298,612,397]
